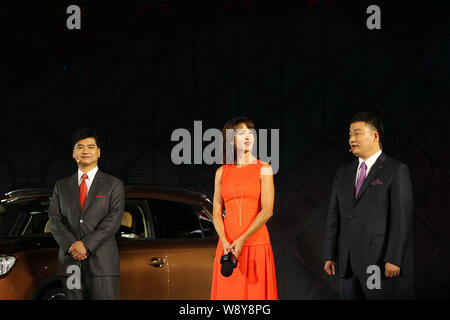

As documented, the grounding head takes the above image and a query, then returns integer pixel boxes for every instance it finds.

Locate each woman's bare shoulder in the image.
[260,162,273,176]
[216,165,225,178]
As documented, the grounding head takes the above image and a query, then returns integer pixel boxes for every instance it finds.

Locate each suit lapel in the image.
[82,170,103,214]
[69,172,82,213]
[347,160,359,204]
[354,153,387,203]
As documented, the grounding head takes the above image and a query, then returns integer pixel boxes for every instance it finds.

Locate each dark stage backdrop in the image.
[0,1,449,299]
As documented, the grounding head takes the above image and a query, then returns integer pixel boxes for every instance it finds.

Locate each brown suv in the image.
[0,185,218,299]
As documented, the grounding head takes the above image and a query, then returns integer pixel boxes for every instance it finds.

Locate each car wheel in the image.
[40,287,66,300]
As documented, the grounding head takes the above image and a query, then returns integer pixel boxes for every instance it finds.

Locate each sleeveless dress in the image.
[210,159,278,300]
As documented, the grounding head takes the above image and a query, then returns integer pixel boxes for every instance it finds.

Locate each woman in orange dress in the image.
[210,117,277,300]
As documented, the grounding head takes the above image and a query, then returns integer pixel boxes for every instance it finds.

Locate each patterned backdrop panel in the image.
[0,1,449,298]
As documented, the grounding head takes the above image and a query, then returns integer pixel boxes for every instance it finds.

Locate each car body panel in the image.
[166,238,217,299]
[119,239,169,299]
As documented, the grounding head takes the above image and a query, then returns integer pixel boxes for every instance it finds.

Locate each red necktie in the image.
[79,173,88,209]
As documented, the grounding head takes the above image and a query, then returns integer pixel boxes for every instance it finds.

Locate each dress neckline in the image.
[233,159,258,169]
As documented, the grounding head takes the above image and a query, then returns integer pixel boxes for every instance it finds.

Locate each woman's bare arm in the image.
[212,166,231,253]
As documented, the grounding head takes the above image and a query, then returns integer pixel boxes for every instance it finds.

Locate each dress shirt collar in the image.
[78,166,99,184]
[358,149,382,172]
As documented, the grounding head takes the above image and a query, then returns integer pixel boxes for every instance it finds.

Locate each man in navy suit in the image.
[49,128,124,299]
[324,112,413,299]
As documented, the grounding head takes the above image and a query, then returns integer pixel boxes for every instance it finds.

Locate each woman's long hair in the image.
[221,116,255,164]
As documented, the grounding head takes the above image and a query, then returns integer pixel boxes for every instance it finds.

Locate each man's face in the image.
[72,137,100,167]
[349,121,380,159]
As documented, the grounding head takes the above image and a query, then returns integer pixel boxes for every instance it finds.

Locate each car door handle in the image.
[148,257,165,268]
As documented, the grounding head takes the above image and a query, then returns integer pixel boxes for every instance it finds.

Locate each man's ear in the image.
[374,131,379,142]
[72,150,80,164]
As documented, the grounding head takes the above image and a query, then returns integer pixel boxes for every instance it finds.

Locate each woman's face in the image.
[233,123,255,154]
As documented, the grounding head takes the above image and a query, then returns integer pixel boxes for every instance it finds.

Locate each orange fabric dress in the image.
[210,159,278,300]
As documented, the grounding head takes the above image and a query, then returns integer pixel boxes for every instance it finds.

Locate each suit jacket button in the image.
[349,215,353,219]
[80,219,84,223]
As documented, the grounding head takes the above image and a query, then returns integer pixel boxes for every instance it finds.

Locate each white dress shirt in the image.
[355,149,382,186]
[78,166,99,195]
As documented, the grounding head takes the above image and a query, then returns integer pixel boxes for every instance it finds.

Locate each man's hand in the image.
[324,260,336,275]
[385,262,400,277]
[68,241,89,261]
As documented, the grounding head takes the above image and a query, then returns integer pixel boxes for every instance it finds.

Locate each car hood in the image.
[0,237,57,254]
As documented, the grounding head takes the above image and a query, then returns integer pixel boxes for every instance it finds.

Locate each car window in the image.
[0,196,51,238]
[117,199,152,240]
[148,199,206,239]
[198,209,216,238]
[22,210,50,236]
[0,203,17,238]
[0,195,216,241]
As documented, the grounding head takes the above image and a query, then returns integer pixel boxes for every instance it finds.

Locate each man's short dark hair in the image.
[350,112,384,148]
[72,128,101,149]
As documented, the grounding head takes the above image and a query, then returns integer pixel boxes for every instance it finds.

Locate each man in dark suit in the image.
[48,128,125,300]
[323,112,413,299]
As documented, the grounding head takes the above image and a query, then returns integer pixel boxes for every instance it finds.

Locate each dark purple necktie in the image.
[355,162,367,198]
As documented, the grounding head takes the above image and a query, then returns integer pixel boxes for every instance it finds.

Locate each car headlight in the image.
[0,256,16,276]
